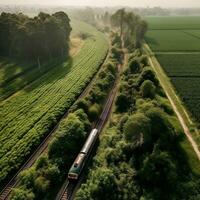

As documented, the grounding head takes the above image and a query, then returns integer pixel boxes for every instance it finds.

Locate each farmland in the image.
[146,30,200,51]
[0,20,108,184]
[146,16,200,30]
[146,16,200,125]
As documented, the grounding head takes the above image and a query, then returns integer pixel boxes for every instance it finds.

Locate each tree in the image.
[76,168,118,200]
[116,93,131,112]
[128,58,141,74]
[123,113,151,145]
[140,80,156,98]
[138,67,159,87]
[135,20,148,48]
[139,151,177,193]
[111,9,126,38]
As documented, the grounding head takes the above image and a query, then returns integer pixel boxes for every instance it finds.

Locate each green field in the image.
[156,54,200,77]
[0,20,108,183]
[146,16,200,30]
[146,16,200,125]
[146,30,200,51]
[183,30,200,39]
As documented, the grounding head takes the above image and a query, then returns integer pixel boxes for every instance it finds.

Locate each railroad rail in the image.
[56,61,123,200]
[0,50,109,200]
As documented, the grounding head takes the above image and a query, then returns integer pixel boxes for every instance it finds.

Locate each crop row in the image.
[146,16,200,30]
[0,21,108,184]
[146,30,200,51]
[156,54,200,77]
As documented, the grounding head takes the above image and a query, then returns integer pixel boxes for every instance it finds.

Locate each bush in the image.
[138,67,159,87]
[115,93,131,112]
[128,58,141,74]
[123,113,151,144]
[110,46,123,62]
[139,151,177,192]
[75,99,90,113]
[88,103,101,121]
[10,188,35,200]
[140,80,156,98]
[34,176,50,195]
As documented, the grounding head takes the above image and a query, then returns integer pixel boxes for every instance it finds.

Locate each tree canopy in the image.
[0,12,71,63]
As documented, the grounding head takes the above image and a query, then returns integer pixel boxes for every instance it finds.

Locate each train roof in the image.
[80,129,98,154]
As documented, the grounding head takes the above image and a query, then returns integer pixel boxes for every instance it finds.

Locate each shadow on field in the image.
[23,56,74,93]
[0,56,74,100]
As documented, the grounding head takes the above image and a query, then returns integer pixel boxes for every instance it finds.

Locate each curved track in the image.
[56,59,124,200]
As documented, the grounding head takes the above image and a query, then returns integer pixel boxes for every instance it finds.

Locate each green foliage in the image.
[128,58,141,74]
[0,20,108,184]
[111,9,148,49]
[88,103,101,121]
[10,188,35,200]
[140,80,156,98]
[115,93,131,112]
[0,12,71,61]
[110,46,123,62]
[123,113,151,143]
[76,168,118,200]
[140,151,177,192]
[138,67,159,87]
[48,113,86,166]
[34,176,50,195]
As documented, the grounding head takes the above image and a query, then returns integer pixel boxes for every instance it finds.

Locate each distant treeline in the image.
[0,11,71,62]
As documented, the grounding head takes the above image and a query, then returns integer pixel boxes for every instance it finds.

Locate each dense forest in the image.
[0,11,71,63]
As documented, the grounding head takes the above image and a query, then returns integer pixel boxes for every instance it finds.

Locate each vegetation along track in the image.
[56,52,126,200]
[0,50,107,199]
[144,43,200,161]
[0,22,108,191]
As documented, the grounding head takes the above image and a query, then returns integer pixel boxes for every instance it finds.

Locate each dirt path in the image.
[145,44,200,161]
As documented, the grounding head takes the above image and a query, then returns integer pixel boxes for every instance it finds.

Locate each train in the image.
[68,128,98,180]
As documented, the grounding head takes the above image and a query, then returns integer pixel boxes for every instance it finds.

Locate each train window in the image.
[74,163,78,167]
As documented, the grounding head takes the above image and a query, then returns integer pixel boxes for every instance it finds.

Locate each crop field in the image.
[146,16,200,124]
[146,30,200,51]
[156,54,200,77]
[0,20,108,183]
[146,16,200,30]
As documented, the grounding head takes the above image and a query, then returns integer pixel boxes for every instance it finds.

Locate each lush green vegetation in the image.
[0,20,108,185]
[145,16,200,30]
[0,12,71,62]
[146,30,200,51]
[75,49,200,200]
[10,46,119,199]
[111,9,148,49]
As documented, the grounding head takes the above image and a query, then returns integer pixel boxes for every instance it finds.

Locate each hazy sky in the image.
[0,0,200,8]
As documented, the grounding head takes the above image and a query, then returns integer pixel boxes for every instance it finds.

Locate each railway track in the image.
[0,50,109,200]
[56,60,123,200]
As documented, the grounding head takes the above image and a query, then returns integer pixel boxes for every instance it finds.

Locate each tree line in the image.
[99,9,148,49]
[0,11,71,63]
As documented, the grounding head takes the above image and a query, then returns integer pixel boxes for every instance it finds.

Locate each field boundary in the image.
[143,43,200,161]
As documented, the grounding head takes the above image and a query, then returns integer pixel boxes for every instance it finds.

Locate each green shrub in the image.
[140,80,156,98]
[123,113,151,144]
[116,93,131,112]
[88,103,101,121]
[10,188,35,200]
[128,58,141,74]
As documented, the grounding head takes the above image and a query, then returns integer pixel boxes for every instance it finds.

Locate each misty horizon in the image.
[1,0,200,8]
